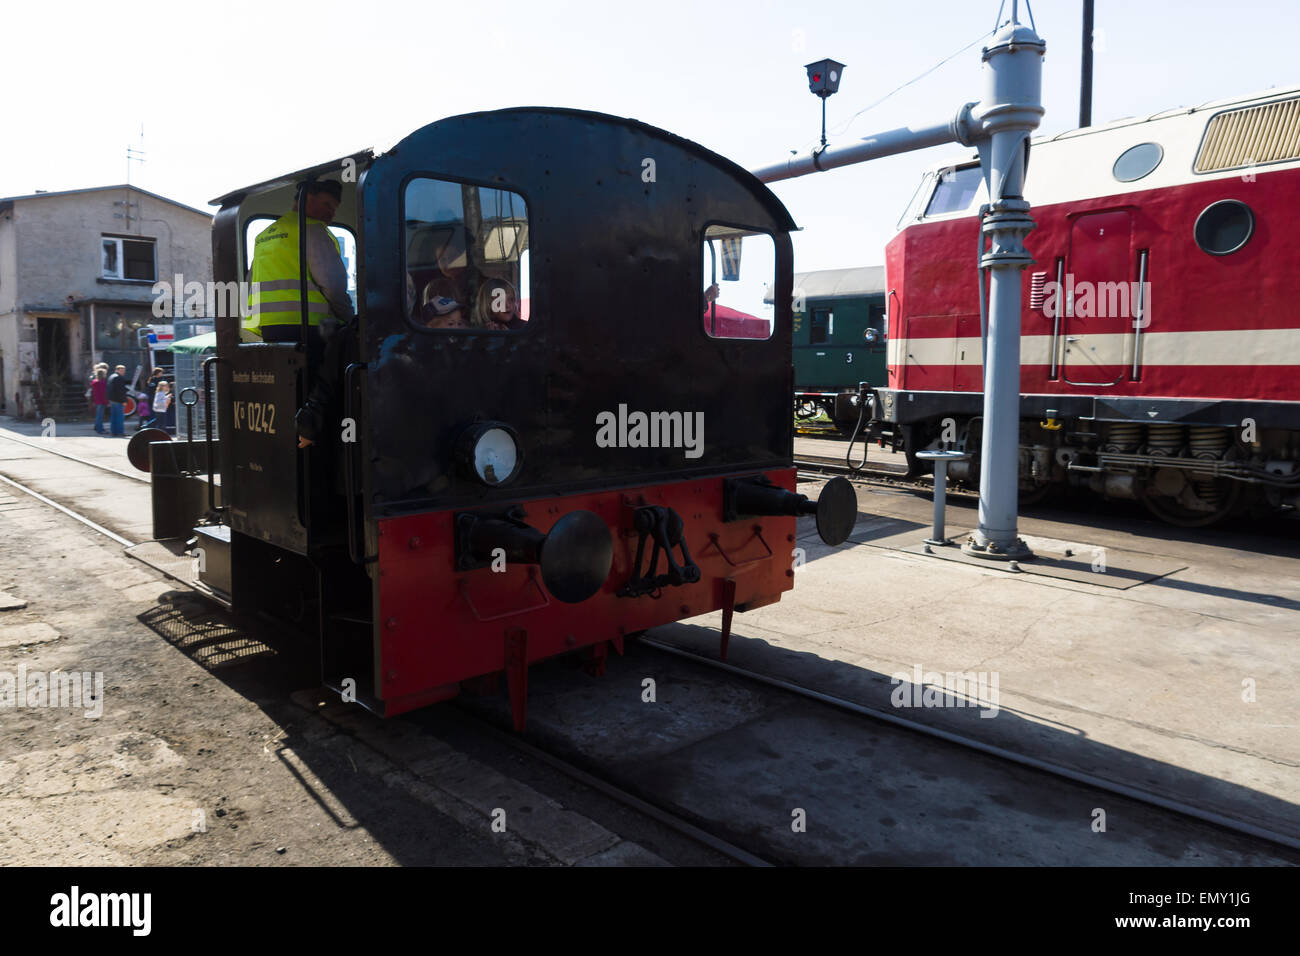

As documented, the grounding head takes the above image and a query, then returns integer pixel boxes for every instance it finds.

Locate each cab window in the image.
[924,164,984,217]
[244,216,357,312]
[701,225,775,340]
[403,178,530,332]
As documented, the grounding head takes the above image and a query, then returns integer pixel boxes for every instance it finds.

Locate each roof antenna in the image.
[126,124,146,229]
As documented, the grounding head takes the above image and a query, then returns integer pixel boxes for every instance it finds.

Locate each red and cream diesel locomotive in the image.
[875,85,1300,525]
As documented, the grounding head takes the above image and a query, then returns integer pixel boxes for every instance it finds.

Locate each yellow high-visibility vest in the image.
[244,214,334,334]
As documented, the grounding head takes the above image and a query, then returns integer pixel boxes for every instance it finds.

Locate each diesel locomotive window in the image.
[1113,142,1164,182]
[1194,199,1255,256]
[924,164,984,217]
[403,178,530,331]
[701,225,775,340]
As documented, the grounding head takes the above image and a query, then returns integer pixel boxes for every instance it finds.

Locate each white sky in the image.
[5,0,1298,275]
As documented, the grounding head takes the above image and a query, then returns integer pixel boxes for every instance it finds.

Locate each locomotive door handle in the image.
[1065,336,1080,342]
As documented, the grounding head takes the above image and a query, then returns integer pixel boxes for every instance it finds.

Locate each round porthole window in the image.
[1113,142,1164,182]
[1194,200,1255,256]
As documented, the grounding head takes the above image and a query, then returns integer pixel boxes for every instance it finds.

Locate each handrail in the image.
[297,182,310,349]
[178,386,199,476]
[343,362,366,563]
[201,356,222,514]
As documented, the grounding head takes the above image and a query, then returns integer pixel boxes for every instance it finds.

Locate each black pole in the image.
[1079,0,1094,128]
[297,182,310,349]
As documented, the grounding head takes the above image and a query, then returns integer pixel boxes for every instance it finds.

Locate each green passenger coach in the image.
[791,266,887,429]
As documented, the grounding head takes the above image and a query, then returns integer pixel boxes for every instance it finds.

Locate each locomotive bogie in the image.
[900,410,1299,525]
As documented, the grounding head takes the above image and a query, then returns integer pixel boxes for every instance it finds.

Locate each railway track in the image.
[793,453,955,497]
[0,437,770,866]
[0,429,151,484]
[4,430,1297,864]
[635,637,1300,855]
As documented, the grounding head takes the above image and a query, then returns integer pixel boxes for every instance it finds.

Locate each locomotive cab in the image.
[192,108,858,727]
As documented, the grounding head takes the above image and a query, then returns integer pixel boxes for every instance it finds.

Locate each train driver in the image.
[245,180,354,345]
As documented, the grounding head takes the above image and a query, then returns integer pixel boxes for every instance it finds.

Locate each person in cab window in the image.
[420,232,470,308]
[475,278,526,330]
[245,180,354,350]
[422,294,467,330]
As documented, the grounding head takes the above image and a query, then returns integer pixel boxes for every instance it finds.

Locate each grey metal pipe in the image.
[963,14,1045,561]
[749,3,1045,561]
[751,108,975,184]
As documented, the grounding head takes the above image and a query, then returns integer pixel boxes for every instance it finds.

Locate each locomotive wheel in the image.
[900,426,924,478]
[1140,475,1241,527]
[794,400,821,421]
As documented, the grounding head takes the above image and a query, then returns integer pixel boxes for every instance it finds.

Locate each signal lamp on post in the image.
[804,58,845,148]
[805,58,844,97]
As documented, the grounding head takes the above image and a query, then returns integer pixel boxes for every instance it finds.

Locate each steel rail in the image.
[454,706,772,867]
[0,431,150,483]
[0,473,137,548]
[0,445,772,866]
[639,637,1300,854]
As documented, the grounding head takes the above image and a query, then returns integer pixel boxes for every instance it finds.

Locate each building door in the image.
[1063,210,1133,385]
[37,318,71,382]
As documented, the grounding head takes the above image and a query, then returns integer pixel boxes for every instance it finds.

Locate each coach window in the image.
[866,302,886,343]
[403,178,530,332]
[701,225,775,340]
[924,164,983,217]
[810,308,832,344]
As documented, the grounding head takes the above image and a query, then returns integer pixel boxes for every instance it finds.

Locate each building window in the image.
[94,309,153,351]
[101,235,156,281]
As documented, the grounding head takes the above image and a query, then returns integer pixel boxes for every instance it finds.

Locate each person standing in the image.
[145,367,165,407]
[90,367,109,434]
[152,382,173,433]
[106,364,129,436]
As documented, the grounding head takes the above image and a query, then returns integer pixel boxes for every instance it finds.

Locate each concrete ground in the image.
[1,415,1296,862]
[0,417,683,866]
[657,464,1300,843]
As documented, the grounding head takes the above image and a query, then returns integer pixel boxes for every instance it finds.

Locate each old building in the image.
[0,185,212,420]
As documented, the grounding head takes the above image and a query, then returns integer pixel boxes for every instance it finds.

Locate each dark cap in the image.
[303,180,343,201]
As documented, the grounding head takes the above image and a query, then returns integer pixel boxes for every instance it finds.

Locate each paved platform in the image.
[4,414,1297,852]
[658,478,1300,842]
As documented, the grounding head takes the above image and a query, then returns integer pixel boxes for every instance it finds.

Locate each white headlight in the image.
[473,427,519,486]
